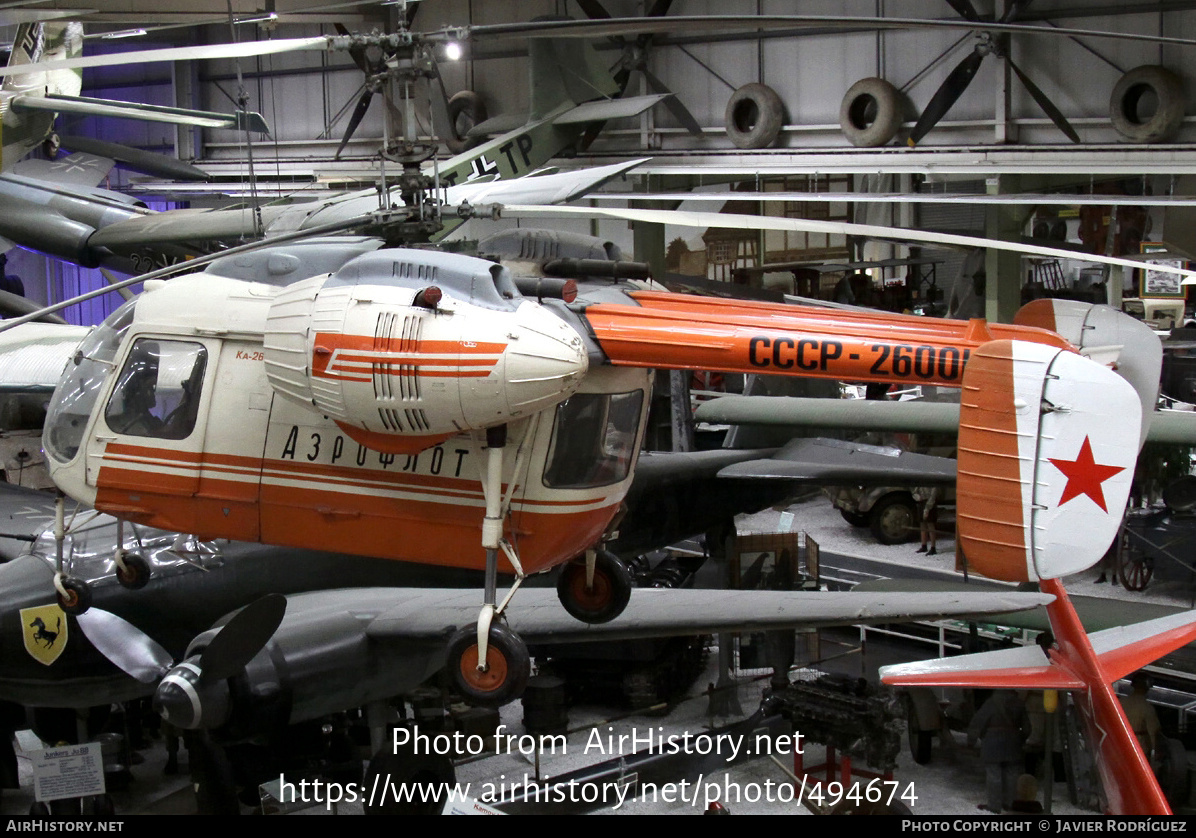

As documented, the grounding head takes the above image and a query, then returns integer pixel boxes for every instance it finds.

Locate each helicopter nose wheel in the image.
[556,548,632,624]
[447,622,530,707]
[55,576,92,616]
[115,553,151,590]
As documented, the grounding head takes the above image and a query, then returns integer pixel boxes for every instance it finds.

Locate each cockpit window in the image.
[104,339,207,440]
[44,299,137,463]
[543,391,643,489]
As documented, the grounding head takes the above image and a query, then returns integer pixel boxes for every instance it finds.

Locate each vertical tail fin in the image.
[1014,299,1161,448]
[957,340,1139,583]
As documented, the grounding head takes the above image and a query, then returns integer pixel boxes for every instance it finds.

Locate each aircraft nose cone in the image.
[153,660,230,730]
[494,305,589,416]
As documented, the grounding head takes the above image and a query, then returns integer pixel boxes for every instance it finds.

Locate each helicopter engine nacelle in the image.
[263,250,588,453]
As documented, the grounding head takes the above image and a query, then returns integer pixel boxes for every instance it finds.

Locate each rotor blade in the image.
[200,594,287,682]
[1008,57,1080,144]
[639,67,703,136]
[0,289,67,324]
[908,47,985,147]
[0,36,331,78]
[76,609,174,683]
[945,0,982,21]
[335,88,374,159]
[500,204,1196,282]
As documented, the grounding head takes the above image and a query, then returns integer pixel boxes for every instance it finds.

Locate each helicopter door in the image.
[88,337,214,530]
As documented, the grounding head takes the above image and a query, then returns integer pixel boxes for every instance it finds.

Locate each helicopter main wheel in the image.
[57,577,92,616]
[556,549,632,624]
[447,622,529,707]
[1116,530,1154,592]
[116,553,151,590]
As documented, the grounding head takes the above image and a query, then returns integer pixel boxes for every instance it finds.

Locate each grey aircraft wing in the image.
[695,396,1196,446]
[359,585,1052,644]
[714,436,957,485]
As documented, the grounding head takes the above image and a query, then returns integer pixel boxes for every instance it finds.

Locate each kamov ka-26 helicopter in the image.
[14,6,1196,714]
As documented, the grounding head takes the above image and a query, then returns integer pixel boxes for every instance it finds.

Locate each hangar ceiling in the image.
[7,1,1196,323]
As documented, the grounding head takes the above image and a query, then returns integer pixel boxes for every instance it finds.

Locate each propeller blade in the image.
[335,88,374,159]
[639,67,703,136]
[576,0,613,20]
[199,594,286,682]
[76,609,173,683]
[908,47,985,146]
[646,0,676,18]
[335,23,372,75]
[945,0,982,21]
[1008,57,1080,144]
[999,0,1033,24]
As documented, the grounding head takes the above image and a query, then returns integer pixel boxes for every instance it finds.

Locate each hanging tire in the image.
[363,739,456,815]
[116,553,151,590]
[57,577,92,616]
[445,91,488,155]
[725,83,784,149]
[556,549,633,624]
[1110,65,1185,144]
[839,78,902,147]
[447,622,529,707]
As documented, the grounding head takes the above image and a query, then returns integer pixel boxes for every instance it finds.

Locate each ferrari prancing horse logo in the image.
[21,604,67,666]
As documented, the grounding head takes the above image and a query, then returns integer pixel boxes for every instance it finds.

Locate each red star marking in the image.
[1047,436,1126,513]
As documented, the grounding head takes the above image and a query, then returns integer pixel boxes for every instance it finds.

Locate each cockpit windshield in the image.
[44,299,137,464]
[543,391,643,489]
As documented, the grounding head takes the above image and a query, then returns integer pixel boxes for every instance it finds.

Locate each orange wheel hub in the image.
[458,644,509,693]
[568,567,612,610]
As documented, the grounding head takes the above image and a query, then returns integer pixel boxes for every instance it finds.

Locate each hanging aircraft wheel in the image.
[115,554,151,590]
[57,577,92,616]
[363,741,456,815]
[869,493,918,545]
[556,550,633,624]
[1110,65,1185,144]
[839,78,902,147]
[447,622,530,707]
[725,83,785,149]
[445,91,488,154]
[1115,530,1154,592]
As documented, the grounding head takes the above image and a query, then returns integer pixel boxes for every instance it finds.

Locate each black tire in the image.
[447,622,530,707]
[57,577,92,616]
[725,83,784,149]
[839,78,902,147]
[1110,65,1185,143]
[907,704,933,765]
[556,550,633,624]
[363,740,455,815]
[1156,735,1189,803]
[869,494,918,545]
[1116,529,1154,592]
[116,553,151,590]
[445,91,488,155]
[839,508,870,528]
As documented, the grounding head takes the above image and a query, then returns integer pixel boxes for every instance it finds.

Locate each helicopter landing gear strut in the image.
[447,425,531,706]
[50,492,91,615]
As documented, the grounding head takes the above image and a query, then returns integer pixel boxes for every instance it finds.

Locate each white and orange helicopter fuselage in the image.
[36,245,1105,706]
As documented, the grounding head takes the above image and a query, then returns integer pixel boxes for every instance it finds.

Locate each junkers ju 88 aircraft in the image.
[19,215,1189,712]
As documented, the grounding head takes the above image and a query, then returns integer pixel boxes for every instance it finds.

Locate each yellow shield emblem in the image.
[21,604,67,666]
